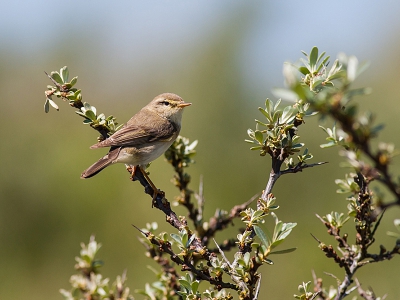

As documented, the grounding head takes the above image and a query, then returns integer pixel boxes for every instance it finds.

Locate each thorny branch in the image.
[327,100,400,210]
[261,158,327,200]
[134,225,238,291]
[313,171,399,299]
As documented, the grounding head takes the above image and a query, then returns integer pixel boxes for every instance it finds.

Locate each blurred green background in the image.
[1,1,400,299]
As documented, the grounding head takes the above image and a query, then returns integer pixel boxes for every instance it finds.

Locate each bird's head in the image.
[148,93,191,123]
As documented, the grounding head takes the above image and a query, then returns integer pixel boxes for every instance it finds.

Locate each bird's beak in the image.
[177,102,192,108]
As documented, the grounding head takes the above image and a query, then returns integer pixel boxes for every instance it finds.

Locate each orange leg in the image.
[129,165,162,201]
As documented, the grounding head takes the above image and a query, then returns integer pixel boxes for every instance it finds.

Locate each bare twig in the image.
[280,161,328,175]
[261,160,327,200]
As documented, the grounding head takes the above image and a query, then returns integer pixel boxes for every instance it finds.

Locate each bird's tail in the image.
[81,156,114,179]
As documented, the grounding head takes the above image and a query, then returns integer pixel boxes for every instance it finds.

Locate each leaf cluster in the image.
[279,47,400,300]
[44,66,80,112]
[60,236,133,300]
[246,98,312,158]
[44,66,123,140]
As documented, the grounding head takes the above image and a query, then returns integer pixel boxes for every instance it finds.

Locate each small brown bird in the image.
[81,93,191,187]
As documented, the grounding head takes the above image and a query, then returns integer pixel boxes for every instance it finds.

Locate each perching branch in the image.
[133,225,238,291]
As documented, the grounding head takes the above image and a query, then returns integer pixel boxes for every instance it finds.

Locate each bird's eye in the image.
[161,101,170,106]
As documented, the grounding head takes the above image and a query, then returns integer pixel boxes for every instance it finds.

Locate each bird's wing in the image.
[90,113,178,149]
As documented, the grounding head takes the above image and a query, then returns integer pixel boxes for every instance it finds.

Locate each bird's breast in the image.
[115,134,178,166]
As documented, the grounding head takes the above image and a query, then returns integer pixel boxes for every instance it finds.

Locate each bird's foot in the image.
[127,165,138,180]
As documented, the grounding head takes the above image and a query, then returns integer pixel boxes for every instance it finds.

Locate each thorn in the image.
[132,224,148,236]
[310,233,322,243]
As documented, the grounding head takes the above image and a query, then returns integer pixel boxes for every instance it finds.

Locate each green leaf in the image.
[298,66,310,75]
[252,210,264,218]
[255,119,269,126]
[254,130,264,143]
[270,247,297,255]
[89,104,97,116]
[74,89,82,98]
[191,280,199,293]
[181,231,188,246]
[264,258,274,265]
[178,279,191,292]
[62,83,72,89]
[316,55,330,73]
[83,102,91,111]
[48,99,59,111]
[250,146,262,150]
[44,98,50,113]
[329,69,346,81]
[311,79,324,90]
[327,59,340,77]
[273,221,283,240]
[170,233,182,245]
[316,51,326,65]
[265,98,273,114]
[186,234,196,248]
[309,47,318,70]
[270,239,285,248]
[272,109,282,123]
[280,105,295,123]
[60,66,69,82]
[273,98,282,111]
[70,76,78,87]
[258,107,272,122]
[292,143,305,149]
[319,125,330,135]
[283,222,297,231]
[320,142,336,148]
[85,109,96,121]
[75,111,86,117]
[243,252,251,265]
[66,92,76,100]
[254,225,270,248]
[247,128,255,138]
[50,71,63,85]
[97,113,105,121]
[300,58,310,70]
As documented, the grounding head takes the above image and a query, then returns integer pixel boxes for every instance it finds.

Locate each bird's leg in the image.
[127,165,137,179]
[128,165,164,204]
[138,166,164,203]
